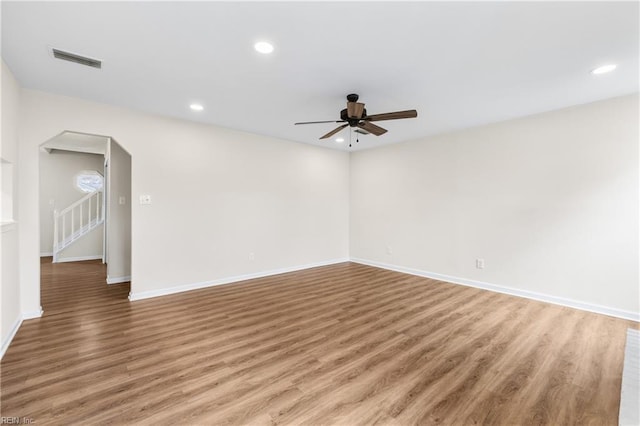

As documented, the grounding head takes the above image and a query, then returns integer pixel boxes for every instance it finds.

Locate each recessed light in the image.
[591,64,617,75]
[335,137,344,143]
[190,104,204,111]
[254,41,274,54]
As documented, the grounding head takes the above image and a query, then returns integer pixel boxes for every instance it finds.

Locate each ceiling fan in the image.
[295,94,418,140]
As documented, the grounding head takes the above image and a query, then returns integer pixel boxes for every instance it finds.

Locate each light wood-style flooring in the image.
[1,258,636,425]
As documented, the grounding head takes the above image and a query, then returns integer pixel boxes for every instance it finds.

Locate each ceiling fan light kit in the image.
[295,93,418,145]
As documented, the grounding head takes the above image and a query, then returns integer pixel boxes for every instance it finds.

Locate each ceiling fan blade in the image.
[357,121,387,136]
[320,124,349,139]
[365,110,418,122]
[347,102,365,119]
[295,120,345,125]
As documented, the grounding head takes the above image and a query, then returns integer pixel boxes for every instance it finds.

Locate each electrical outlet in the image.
[476,258,485,269]
[386,246,393,255]
[249,252,255,261]
[139,194,152,205]
[119,196,126,205]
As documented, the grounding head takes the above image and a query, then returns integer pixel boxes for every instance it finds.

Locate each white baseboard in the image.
[40,252,53,257]
[107,275,131,285]
[23,307,44,320]
[129,258,350,302]
[1,316,22,360]
[351,258,640,323]
[55,255,103,263]
[1,307,43,360]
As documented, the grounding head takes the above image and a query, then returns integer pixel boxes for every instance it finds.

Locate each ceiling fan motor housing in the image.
[340,108,367,126]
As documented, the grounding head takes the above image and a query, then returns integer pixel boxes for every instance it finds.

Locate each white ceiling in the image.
[2,2,638,151]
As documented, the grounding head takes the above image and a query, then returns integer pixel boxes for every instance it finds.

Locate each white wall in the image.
[1,60,22,355]
[18,89,350,308]
[351,94,639,318]
[39,149,104,260]
[12,81,637,322]
[106,140,131,283]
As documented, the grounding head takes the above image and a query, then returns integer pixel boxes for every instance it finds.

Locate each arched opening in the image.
[39,131,131,313]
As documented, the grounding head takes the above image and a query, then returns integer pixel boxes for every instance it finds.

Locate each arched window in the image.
[75,170,104,193]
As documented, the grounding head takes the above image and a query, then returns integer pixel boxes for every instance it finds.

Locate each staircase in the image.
[53,191,104,263]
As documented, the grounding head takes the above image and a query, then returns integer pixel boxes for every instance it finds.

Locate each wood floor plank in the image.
[1,257,636,425]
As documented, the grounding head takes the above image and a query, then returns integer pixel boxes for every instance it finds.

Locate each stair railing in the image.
[53,191,104,262]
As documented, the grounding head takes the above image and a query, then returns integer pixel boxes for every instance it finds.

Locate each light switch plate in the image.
[139,195,152,205]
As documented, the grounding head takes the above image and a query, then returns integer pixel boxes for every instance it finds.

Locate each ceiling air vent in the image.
[52,48,102,69]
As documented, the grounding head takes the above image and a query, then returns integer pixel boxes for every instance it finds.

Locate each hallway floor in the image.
[39,257,130,316]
